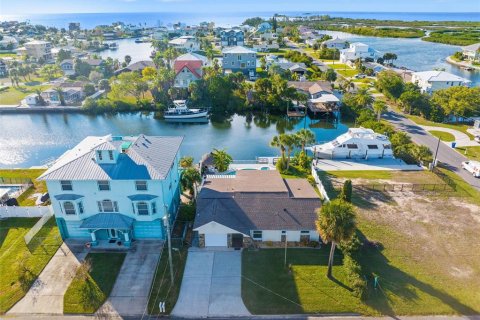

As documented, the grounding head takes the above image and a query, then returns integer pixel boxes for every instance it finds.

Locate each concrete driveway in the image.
[172,248,250,318]
[97,241,163,317]
[8,243,88,315]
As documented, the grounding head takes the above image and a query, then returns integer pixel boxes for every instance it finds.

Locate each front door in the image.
[108,229,118,239]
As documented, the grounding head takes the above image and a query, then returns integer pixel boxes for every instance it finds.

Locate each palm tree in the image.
[124,55,132,65]
[281,134,296,170]
[270,135,286,160]
[180,167,202,198]
[54,87,66,106]
[179,156,194,169]
[211,148,233,173]
[316,199,356,278]
[296,129,316,154]
[372,100,387,121]
[355,88,374,107]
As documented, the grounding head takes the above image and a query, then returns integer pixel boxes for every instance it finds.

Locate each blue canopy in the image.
[79,213,134,229]
[127,194,158,201]
[54,194,84,201]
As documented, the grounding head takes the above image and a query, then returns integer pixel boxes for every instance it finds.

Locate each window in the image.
[237,55,242,61]
[301,230,310,234]
[367,145,379,149]
[108,150,114,160]
[97,200,118,212]
[63,201,76,215]
[384,144,392,149]
[252,230,262,240]
[98,180,110,191]
[135,181,148,191]
[137,202,149,215]
[151,202,157,214]
[60,180,72,191]
[97,150,103,160]
[231,61,234,66]
[347,144,358,149]
[78,201,84,214]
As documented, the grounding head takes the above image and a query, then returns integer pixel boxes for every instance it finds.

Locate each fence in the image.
[24,206,54,245]
[311,165,330,202]
[354,183,454,193]
[0,205,51,218]
[0,177,33,185]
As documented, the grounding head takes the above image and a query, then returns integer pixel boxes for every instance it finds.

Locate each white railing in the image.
[311,164,330,202]
[0,205,51,218]
[24,206,55,245]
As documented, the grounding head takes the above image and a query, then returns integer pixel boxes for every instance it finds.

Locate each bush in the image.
[343,255,367,299]
[276,157,288,172]
[177,204,195,221]
[340,180,352,203]
[339,232,362,257]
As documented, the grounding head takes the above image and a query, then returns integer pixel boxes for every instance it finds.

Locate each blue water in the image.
[1,12,478,29]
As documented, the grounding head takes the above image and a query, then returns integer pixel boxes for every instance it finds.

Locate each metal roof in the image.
[79,213,134,229]
[127,194,159,201]
[38,135,183,181]
[54,194,85,201]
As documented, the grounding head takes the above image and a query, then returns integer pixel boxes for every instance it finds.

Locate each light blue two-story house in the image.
[39,134,183,247]
[222,46,256,79]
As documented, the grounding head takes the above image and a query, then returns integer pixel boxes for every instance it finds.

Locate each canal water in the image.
[0,112,349,168]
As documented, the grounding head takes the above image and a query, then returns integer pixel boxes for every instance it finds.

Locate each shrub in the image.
[339,232,362,257]
[340,180,352,203]
[343,255,367,299]
[276,157,288,172]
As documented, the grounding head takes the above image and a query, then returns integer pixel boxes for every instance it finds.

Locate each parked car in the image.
[355,74,366,79]
[461,160,480,177]
[474,135,480,143]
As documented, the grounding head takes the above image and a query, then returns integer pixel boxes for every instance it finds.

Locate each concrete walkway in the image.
[7,243,88,315]
[96,241,163,317]
[421,125,478,147]
[172,248,250,318]
[314,158,423,172]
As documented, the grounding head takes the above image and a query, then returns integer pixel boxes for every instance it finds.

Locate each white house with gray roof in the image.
[39,134,183,247]
[411,71,471,94]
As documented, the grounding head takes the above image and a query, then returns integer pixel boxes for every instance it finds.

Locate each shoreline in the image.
[445,56,480,71]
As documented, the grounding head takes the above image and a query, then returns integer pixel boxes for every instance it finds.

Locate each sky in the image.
[1,0,479,15]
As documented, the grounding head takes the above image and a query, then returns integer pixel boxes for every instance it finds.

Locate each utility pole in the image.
[431,137,441,171]
[284,231,287,267]
[164,211,174,285]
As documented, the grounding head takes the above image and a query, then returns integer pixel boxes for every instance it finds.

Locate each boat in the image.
[109,42,118,49]
[306,127,394,159]
[164,100,208,120]
[462,66,474,71]
[134,38,142,43]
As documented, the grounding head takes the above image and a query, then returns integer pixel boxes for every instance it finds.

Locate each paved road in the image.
[383,110,480,190]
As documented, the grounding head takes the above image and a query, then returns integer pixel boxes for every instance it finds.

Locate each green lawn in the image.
[436,167,480,206]
[242,248,375,314]
[428,130,456,142]
[0,217,62,313]
[318,170,393,180]
[455,145,480,161]
[336,69,360,78]
[280,165,310,179]
[0,52,17,58]
[402,114,475,140]
[329,63,351,70]
[148,247,188,314]
[64,253,126,314]
[0,169,47,206]
[0,84,50,105]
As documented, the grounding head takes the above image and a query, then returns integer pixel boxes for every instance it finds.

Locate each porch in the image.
[79,213,135,248]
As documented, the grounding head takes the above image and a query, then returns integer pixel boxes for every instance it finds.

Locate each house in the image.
[151,27,168,40]
[411,71,471,94]
[173,53,207,88]
[276,62,308,76]
[222,46,256,78]
[40,87,84,105]
[322,37,349,50]
[256,22,272,34]
[461,43,480,62]
[23,40,53,61]
[22,93,39,106]
[0,59,7,77]
[82,58,105,68]
[60,59,75,76]
[69,22,81,32]
[0,35,18,50]
[340,42,376,63]
[288,81,339,114]
[168,36,200,52]
[193,170,321,248]
[114,60,155,75]
[220,29,244,47]
[38,134,183,247]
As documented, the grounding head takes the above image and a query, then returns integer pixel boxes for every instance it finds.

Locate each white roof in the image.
[175,52,207,63]
[169,36,197,45]
[413,71,471,83]
[222,46,256,54]
[25,40,50,45]
[310,94,340,103]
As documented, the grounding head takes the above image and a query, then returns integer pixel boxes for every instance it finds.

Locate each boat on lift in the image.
[164,100,208,120]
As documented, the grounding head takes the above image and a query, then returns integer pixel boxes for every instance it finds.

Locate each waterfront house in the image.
[168,36,200,52]
[60,59,75,76]
[220,29,244,47]
[322,37,349,50]
[114,60,155,75]
[193,170,321,248]
[288,81,339,116]
[462,43,480,62]
[22,40,53,61]
[38,134,183,247]
[222,46,256,79]
[340,42,376,63]
[173,53,207,88]
[411,71,471,94]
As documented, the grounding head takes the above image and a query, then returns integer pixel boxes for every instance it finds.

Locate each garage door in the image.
[205,234,227,247]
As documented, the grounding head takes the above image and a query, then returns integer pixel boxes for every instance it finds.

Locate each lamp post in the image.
[163,209,174,285]
[431,137,441,171]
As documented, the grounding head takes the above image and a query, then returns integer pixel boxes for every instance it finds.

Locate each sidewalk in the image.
[421,125,478,147]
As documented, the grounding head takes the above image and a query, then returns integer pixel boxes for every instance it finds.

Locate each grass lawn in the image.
[336,69,360,78]
[0,52,17,58]
[63,253,126,314]
[428,130,456,142]
[455,145,480,161]
[436,167,480,205]
[329,63,350,70]
[148,247,188,314]
[0,217,62,313]
[242,248,375,314]
[280,165,310,179]
[318,170,393,180]
[0,84,50,105]
[402,114,475,139]
[0,169,47,206]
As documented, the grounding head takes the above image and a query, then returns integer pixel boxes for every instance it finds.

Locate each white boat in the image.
[164,100,208,120]
[307,127,394,159]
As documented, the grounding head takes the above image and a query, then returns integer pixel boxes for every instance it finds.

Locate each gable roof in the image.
[288,81,332,94]
[125,60,155,72]
[222,46,256,54]
[175,52,207,63]
[173,59,203,77]
[413,71,471,83]
[38,135,183,181]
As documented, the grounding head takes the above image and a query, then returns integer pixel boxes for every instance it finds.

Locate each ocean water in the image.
[1,12,479,29]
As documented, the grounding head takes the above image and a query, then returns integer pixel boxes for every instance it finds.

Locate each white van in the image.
[461,160,480,177]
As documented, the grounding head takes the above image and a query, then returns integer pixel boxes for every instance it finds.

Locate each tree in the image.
[431,87,480,120]
[83,83,96,97]
[35,89,47,106]
[180,156,194,168]
[56,49,71,63]
[124,55,132,65]
[88,70,103,84]
[296,129,316,153]
[413,145,433,164]
[211,148,233,172]
[340,180,353,202]
[74,59,92,77]
[324,68,337,83]
[181,167,202,198]
[142,66,157,80]
[281,134,297,170]
[39,64,62,80]
[373,100,387,121]
[111,72,148,103]
[316,199,356,278]
[54,87,66,106]
[98,79,111,92]
[270,135,286,161]
[398,90,430,116]
[375,70,405,100]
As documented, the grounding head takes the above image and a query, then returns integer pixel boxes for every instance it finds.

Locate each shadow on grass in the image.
[352,188,395,210]
[0,218,37,249]
[356,230,479,316]
[26,217,61,255]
